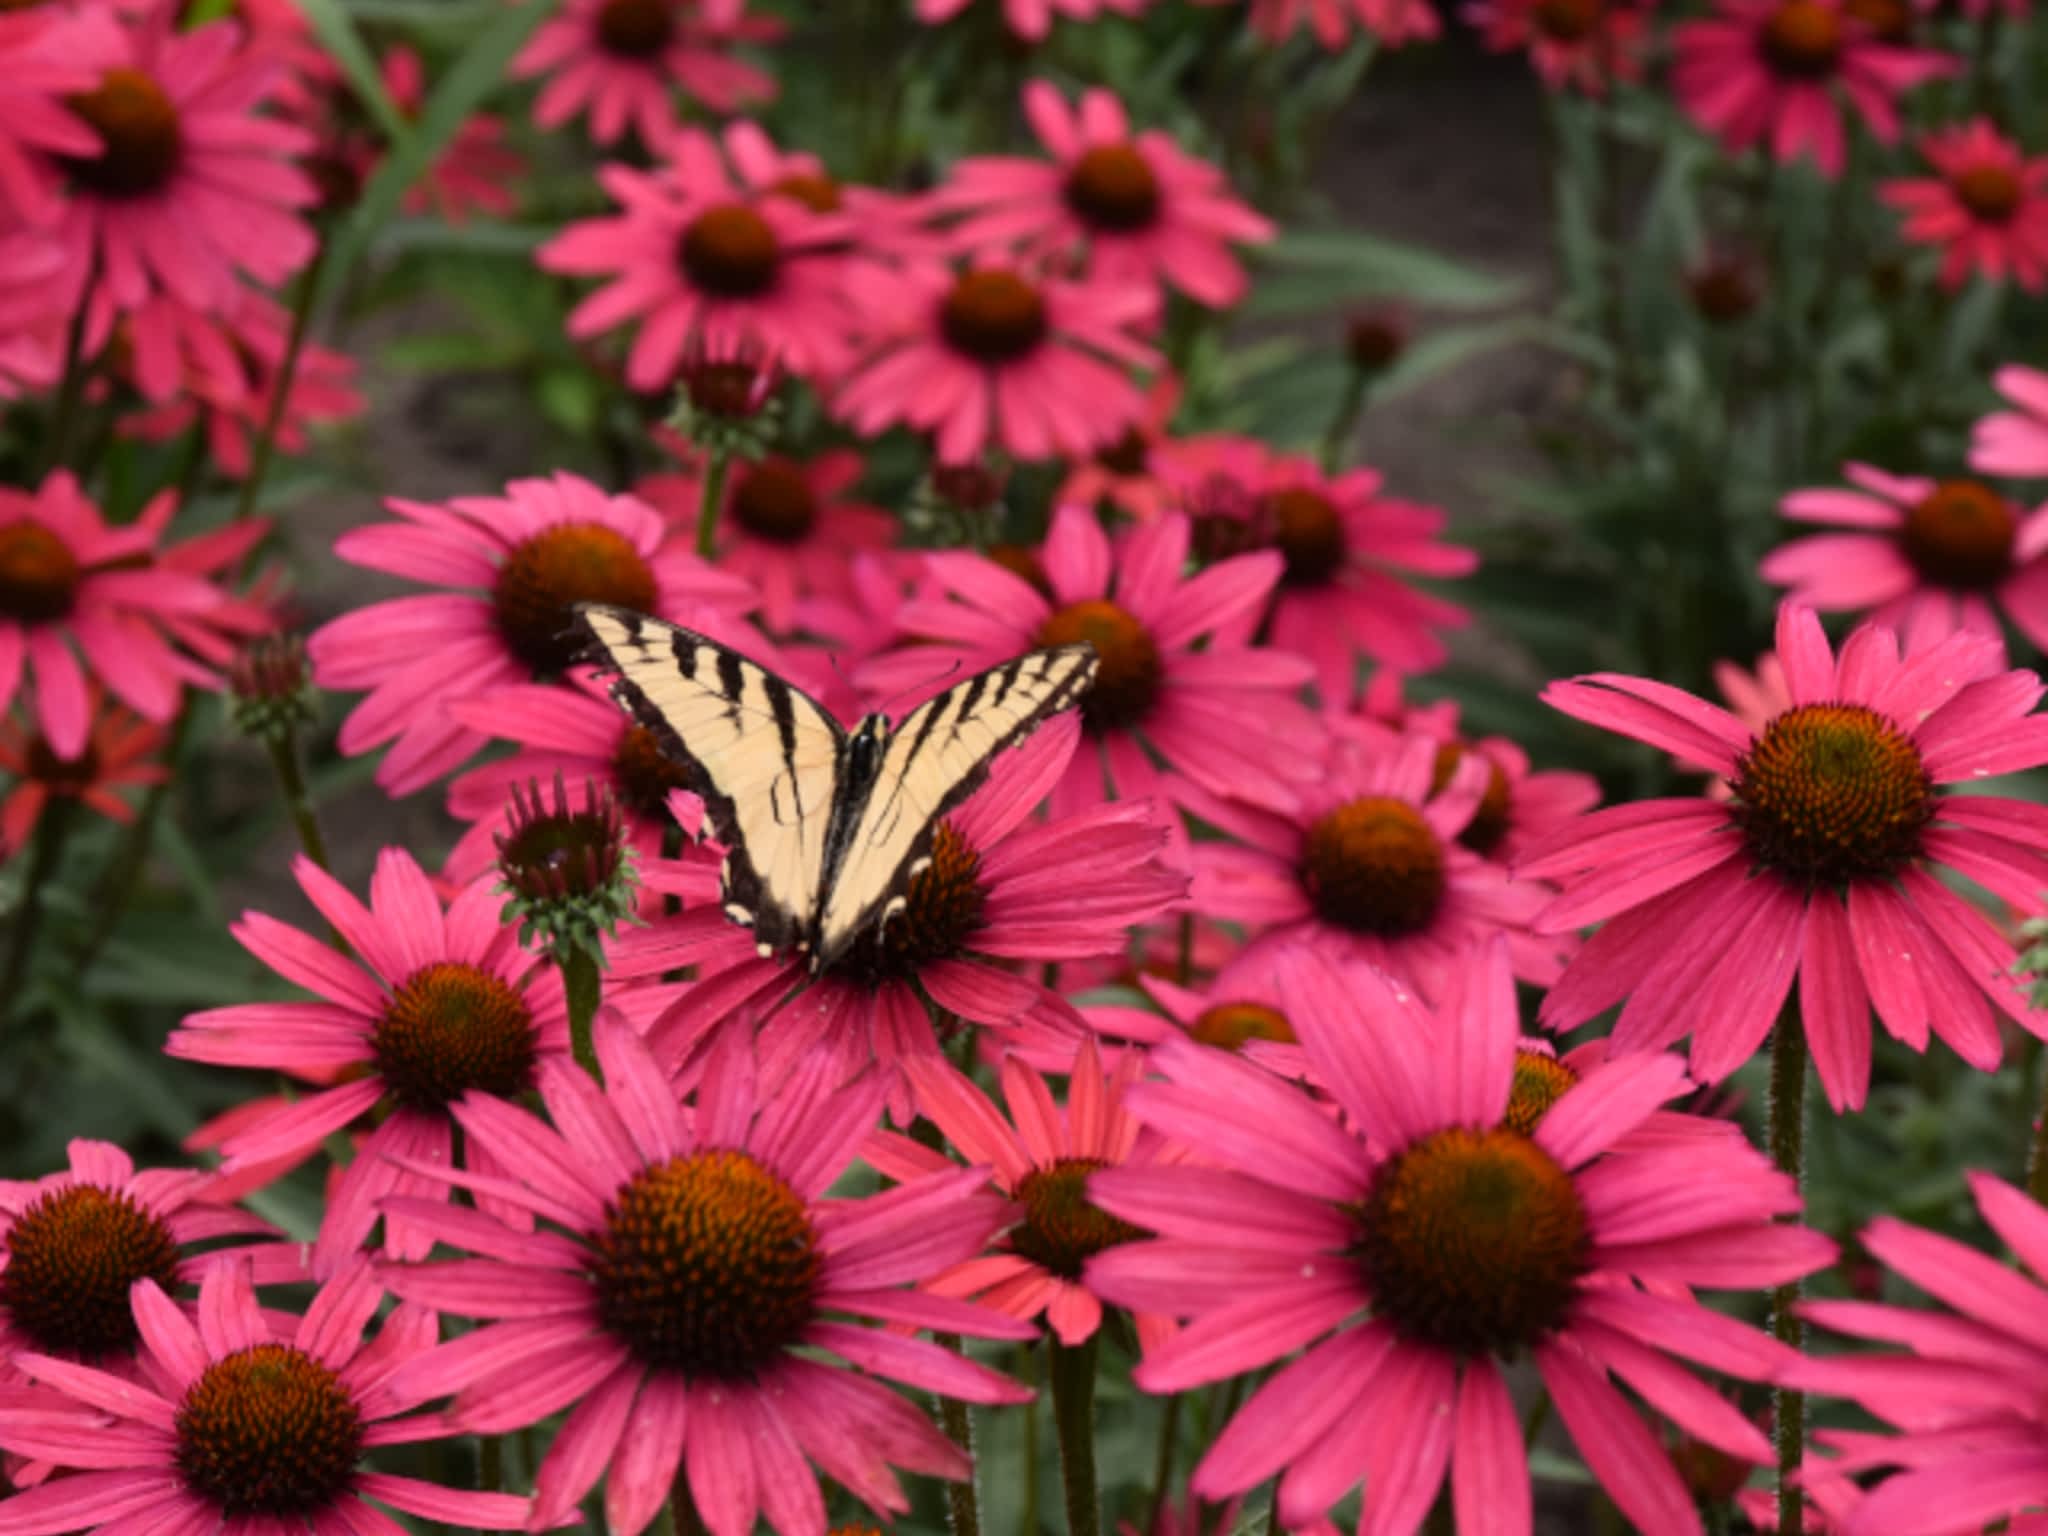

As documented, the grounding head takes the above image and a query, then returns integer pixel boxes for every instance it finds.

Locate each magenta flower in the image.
[1225,0,1443,46]
[52,10,318,327]
[1972,363,2048,478]
[306,472,752,794]
[935,81,1274,309]
[1670,0,1953,178]
[867,1037,1180,1347]
[1082,942,1306,1054]
[608,713,1186,1115]
[382,45,524,223]
[0,471,235,759]
[0,1258,532,1535]
[860,506,1320,815]
[0,11,98,227]
[915,0,1152,38]
[719,118,940,270]
[1881,117,2048,292]
[833,259,1157,463]
[539,131,860,389]
[1527,602,2048,1111]
[1791,1172,2048,1535]
[1463,0,1650,95]
[376,1016,1032,1536]
[1056,374,1189,523]
[164,848,573,1277]
[1089,939,1832,1536]
[513,0,777,147]
[0,1140,294,1371]
[1191,729,1569,1003]
[1762,461,2048,655]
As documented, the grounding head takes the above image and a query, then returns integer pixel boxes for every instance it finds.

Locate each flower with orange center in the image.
[1764,461,2048,658]
[1881,117,2048,293]
[1056,373,1188,522]
[165,848,576,1276]
[0,1259,533,1534]
[1089,939,1832,1536]
[309,471,752,795]
[1672,0,1953,177]
[1081,943,1309,1060]
[1530,602,2048,1112]
[0,689,166,853]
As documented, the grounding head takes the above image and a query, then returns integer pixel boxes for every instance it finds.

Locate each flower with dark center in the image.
[677,202,781,299]
[1730,702,1932,883]
[64,68,183,198]
[227,632,319,743]
[729,456,818,544]
[1900,478,2016,588]
[1356,1126,1590,1357]
[1344,310,1408,372]
[1095,427,1150,478]
[0,1185,181,1359]
[23,733,98,792]
[1300,796,1448,937]
[0,519,79,623]
[770,171,842,214]
[941,270,1049,364]
[1430,742,1512,857]
[1009,1158,1147,1280]
[1063,143,1161,232]
[834,821,988,985]
[589,1148,822,1379]
[1190,1000,1296,1049]
[612,723,694,820]
[495,774,640,961]
[1686,253,1764,323]
[1843,0,1913,38]
[492,521,659,675]
[1951,162,2024,221]
[930,461,1009,514]
[987,543,1052,597]
[1036,599,1162,731]
[1531,0,1604,39]
[370,961,540,1113]
[1260,487,1348,586]
[174,1343,365,1516]
[593,0,674,56]
[1504,1050,1578,1137]
[1759,0,1842,76]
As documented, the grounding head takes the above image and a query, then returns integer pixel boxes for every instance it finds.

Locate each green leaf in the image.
[1247,230,1525,315]
[291,0,409,143]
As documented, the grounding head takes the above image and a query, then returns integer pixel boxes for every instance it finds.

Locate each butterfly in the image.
[573,603,1098,974]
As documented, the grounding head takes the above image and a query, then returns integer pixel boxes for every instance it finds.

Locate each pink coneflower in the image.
[540,140,860,390]
[513,0,777,147]
[1882,119,2048,291]
[1463,0,1649,93]
[1971,362,2048,478]
[1763,461,2048,654]
[1189,729,1569,1002]
[859,506,1321,815]
[935,81,1274,309]
[1527,601,2048,1112]
[608,714,1187,1113]
[1790,1171,2048,1534]
[164,848,574,1277]
[0,236,61,397]
[0,11,99,227]
[383,45,524,223]
[1223,0,1443,46]
[0,1258,532,1535]
[0,689,164,854]
[916,0,1152,37]
[1088,938,1833,1536]
[0,1139,292,1371]
[1083,943,1302,1053]
[867,1037,1177,1347]
[1056,373,1188,522]
[52,11,318,326]
[306,472,752,794]
[833,258,1157,463]
[1670,0,1953,178]
[720,118,939,270]
[0,471,235,760]
[376,1015,1032,1536]
[636,446,896,633]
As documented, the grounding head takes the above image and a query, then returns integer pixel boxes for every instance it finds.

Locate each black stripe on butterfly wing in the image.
[810,645,1099,970]
[570,604,846,959]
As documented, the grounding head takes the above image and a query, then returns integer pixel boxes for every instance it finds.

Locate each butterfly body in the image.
[573,604,1098,975]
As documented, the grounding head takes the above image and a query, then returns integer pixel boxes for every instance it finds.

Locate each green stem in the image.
[1050,1335,1100,1536]
[236,235,330,526]
[936,1333,983,1536]
[0,798,76,1028]
[2027,1046,2048,1204]
[264,731,331,874]
[44,282,95,476]
[1145,1393,1181,1535]
[563,944,603,1082]
[72,703,196,976]
[1318,369,1369,476]
[664,1467,706,1536]
[694,445,731,562]
[1769,1008,1809,1536]
[479,1433,503,1494]
[1021,1343,1042,1536]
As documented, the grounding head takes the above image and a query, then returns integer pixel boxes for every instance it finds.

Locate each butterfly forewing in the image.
[813,646,1099,969]
[574,605,844,955]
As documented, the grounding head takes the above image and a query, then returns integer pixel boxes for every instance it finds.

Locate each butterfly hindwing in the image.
[573,605,845,957]
[813,645,1099,970]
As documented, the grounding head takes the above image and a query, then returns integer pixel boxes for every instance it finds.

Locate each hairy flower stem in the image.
[694,445,731,562]
[1051,1335,1101,1536]
[1319,369,1368,476]
[43,271,95,476]
[562,944,603,1082]
[936,1333,983,1536]
[1146,1392,1181,1533]
[264,732,332,875]
[0,799,75,1028]
[236,235,330,528]
[1768,1008,1809,1536]
[2028,1053,2048,1204]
